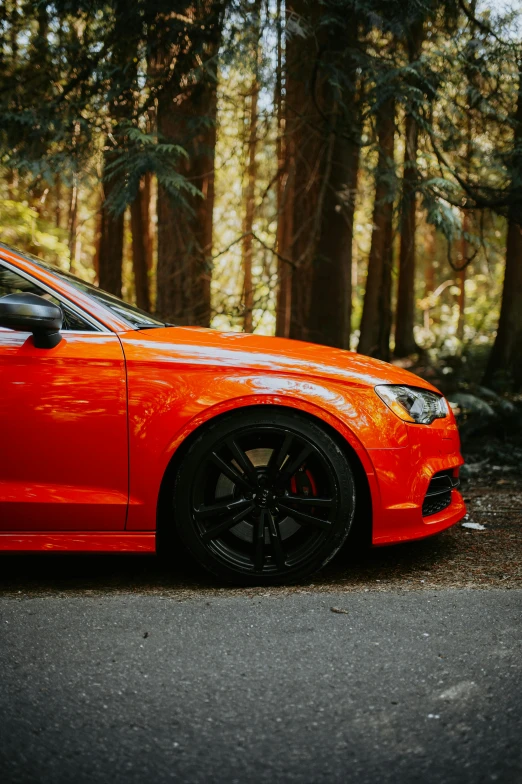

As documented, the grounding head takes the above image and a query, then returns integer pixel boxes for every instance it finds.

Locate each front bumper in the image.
[368,419,466,545]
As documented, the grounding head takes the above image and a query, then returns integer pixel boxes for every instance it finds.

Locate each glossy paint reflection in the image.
[0,329,127,531]
[0,532,155,552]
[125,326,438,389]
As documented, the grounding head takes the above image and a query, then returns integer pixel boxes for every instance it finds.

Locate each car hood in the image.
[126,326,439,393]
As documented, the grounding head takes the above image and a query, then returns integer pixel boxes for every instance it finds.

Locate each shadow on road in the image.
[0,528,471,595]
[1,477,519,595]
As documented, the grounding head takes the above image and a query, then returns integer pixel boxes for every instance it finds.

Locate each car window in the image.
[24,254,166,329]
[54,273,166,329]
[0,264,96,331]
[52,274,166,329]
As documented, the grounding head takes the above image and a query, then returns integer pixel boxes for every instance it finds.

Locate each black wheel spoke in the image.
[194,497,251,521]
[201,503,255,542]
[210,451,252,492]
[267,433,294,478]
[279,444,314,481]
[254,511,266,572]
[277,502,332,530]
[266,510,286,570]
[278,495,334,509]
[226,438,257,481]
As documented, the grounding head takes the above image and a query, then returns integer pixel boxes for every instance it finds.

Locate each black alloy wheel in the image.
[173,410,356,585]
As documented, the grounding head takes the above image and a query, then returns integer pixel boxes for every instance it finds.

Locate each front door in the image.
[0,263,128,531]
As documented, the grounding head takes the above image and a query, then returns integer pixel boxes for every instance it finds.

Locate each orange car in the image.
[0,243,465,584]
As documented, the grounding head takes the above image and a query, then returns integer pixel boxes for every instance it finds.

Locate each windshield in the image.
[15,249,166,329]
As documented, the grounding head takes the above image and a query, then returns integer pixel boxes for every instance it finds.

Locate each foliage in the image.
[1,0,522,384]
[103,125,199,215]
[0,196,69,265]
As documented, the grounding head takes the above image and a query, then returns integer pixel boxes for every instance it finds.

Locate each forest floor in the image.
[0,471,520,597]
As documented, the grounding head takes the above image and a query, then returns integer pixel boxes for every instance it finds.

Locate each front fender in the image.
[123,364,404,530]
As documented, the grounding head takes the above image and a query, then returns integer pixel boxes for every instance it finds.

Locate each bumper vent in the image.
[422,469,460,518]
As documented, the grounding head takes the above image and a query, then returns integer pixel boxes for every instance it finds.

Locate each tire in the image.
[172,409,356,585]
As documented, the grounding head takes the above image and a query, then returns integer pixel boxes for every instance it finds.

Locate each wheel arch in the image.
[156,402,373,550]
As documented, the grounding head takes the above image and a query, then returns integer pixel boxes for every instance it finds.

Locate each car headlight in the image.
[375,384,449,425]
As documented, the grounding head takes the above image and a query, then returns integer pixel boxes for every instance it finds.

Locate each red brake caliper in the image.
[290,467,317,498]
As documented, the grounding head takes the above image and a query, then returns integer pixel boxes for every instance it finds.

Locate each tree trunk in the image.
[456,212,468,343]
[275,176,295,336]
[279,0,328,342]
[457,66,474,344]
[306,12,361,351]
[67,177,78,274]
[155,4,222,327]
[283,1,360,348]
[242,1,261,333]
[275,0,294,338]
[424,227,436,295]
[358,98,396,358]
[98,162,124,296]
[93,193,103,280]
[394,21,424,358]
[275,142,295,338]
[54,175,62,229]
[484,220,522,390]
[142,172,153,272]
[422,227,437,333]
[394,111,419,357]
[484,56,522,391]
[286,99,321,334]
[97,0,140,297]
[156,90,217,326]
[131,179,151,312]
[306,120,359,349]
[377,213,394,363]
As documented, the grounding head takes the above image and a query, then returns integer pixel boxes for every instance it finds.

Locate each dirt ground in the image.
[0,472,520,598]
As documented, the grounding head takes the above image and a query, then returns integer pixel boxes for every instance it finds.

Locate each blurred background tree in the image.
[1,0,522,391]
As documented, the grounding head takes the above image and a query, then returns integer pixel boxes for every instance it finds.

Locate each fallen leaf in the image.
[462,522,486,531]
[330,606,349,614]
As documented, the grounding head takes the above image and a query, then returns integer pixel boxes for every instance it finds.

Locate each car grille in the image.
[422,469,460,517]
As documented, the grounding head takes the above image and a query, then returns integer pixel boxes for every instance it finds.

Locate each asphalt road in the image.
[1,590,521,784]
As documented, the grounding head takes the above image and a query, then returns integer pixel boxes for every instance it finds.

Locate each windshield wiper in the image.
[135,322,176,330]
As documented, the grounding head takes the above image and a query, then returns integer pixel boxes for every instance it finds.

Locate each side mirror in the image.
[0,293,63,349]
